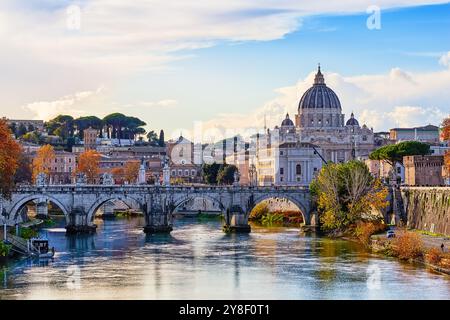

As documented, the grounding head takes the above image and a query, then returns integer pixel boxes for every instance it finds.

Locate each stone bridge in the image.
[0,185,314,234]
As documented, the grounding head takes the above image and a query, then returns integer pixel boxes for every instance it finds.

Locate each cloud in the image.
[22,87,106,120]
[439,51,450,67]
[137,99,178,108]
[203,54,450,134]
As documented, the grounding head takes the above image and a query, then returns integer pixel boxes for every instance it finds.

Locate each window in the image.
[280,177,283,182]
[185,170,189,176]
[280,151,284,156]
[171,170,176,176]
[280,168,284,175]
[313,167,317,172]
[397,167,401,174]
[178,170,182,176]
[296,164,302,175]
[362,135,367,141]
[191,170,196,176]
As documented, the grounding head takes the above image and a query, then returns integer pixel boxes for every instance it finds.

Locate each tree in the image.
[14,154,33,184]
[45,115,74,140]
[369,141,430,166]
[369,141,430,183]
[441,116,450,142]
[123,161,140,183]
[202,162,221,184]
[76,150,101,184]
[310,161,388,233]
[147,130,158,145]
[217,164,238,185]
[111,167,124,184]
[74,116,103,139]
[32,144,56,182]
[0,119,22,199]
[17,123,27,137]
[8,122,17,137]
[158,130,165,147]
[21,131,41,144]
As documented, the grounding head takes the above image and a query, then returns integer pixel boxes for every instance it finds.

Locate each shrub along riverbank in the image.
[309,160,450,275]
[249,203,304,227]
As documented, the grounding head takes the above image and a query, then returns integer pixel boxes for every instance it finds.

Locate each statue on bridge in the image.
[101,173,114,185]
[35,172,48,186]
[162,156,171,186]
[76,172,87,185]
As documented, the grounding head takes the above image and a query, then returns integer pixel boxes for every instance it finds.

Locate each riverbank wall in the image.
[400,187,450,236]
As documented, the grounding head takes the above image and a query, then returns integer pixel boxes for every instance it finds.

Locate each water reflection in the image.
[0,216,448,300]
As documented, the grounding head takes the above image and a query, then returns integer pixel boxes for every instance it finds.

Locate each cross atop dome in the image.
[314,63,325,85]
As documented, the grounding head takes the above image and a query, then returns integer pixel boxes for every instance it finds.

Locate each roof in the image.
[278,142,320,149]
[391,125,439,131]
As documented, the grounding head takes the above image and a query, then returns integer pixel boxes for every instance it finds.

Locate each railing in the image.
[14,184,310,193]
[5,233,39,256]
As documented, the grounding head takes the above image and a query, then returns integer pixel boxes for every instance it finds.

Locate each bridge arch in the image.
[86,195,144,222]
[170,194,225,214]
[9,194,71,223]
[249,194,310,225]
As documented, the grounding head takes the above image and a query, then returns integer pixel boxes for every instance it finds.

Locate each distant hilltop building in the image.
[390,125,440,144]
[6,119,45,132]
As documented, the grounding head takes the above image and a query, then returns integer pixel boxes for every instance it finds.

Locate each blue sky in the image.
[0,1,449,140]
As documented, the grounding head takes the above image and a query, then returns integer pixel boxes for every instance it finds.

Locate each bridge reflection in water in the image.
[1,216,449,300]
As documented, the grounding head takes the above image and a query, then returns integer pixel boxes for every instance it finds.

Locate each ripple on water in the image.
[0,217,448,300]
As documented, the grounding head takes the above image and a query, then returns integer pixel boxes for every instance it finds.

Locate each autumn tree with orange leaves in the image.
[76,150,101,184]
[32,144,55,183]
[123,161,140,184]
[442,116,450,178]
[111,167,124,184]
[0,119,22,199]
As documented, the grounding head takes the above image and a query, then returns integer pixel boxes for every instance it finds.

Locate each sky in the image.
[0,0,449,142]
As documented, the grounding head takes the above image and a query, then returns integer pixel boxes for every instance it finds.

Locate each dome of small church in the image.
[281,113,294,127]
[345,112,359,126]
[298,65,341,110]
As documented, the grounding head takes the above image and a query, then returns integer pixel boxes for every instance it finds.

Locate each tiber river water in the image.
[0,216,449,300]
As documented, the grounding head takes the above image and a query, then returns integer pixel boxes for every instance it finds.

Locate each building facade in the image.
[390,125,440,144]
[248,65,375,187]
[404,155,444,186]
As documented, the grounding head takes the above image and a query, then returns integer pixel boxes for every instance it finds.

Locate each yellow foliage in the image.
[76,150,101,184]
[32,144,55,182]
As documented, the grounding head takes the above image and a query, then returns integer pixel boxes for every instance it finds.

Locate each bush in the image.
[393,232,424,260]
[354,221,386,246]
[425,247,443,265]
[0,242,12,257]
[12,227,38,239]
[249,203,269,220]
[261,213,284,226]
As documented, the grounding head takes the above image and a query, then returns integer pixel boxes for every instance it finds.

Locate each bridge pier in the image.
[35,201,48,220]
[66,208,97,234]
[223,206,251,233]
[143,206,172,234]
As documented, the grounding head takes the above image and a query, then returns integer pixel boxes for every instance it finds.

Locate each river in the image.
[0,216,449,299]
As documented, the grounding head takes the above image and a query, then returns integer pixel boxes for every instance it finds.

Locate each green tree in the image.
[369,141,430,166]
[310,161,388,234]
[45,115,74,140]
[103,113,127,139]
[74,116,103,139]
[147,130,159,145]
[217,164,238,185]
[17,123,27,137]
[369,141,430,183]
[202,162,221,184]
[158,129,165,147]
[8,122,17,137]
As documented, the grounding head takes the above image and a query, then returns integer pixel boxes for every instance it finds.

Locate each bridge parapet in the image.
[4,184,312,235]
